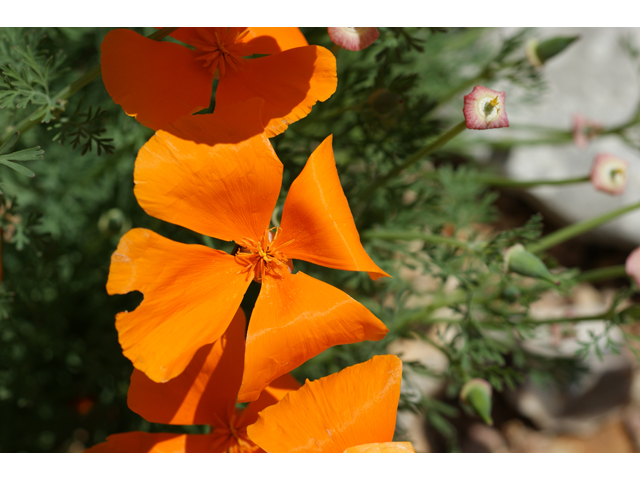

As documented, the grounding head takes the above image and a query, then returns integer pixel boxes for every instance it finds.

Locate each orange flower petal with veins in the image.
[247,355,403,452]
[85,432,216,453]
[134,117,282,243]
[215,46,337,137]
[238,272,388,403]
[344,442,415,453]
[127,309,246,428]
[101,29,213,131]
[275,135,390,280]
[107,228,251,383]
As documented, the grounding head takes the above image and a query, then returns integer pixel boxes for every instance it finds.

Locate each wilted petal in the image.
[590,153,628,195]
[463,85,509,130]
[247,355,403,452]
[107,228,251,383]
[328,27,379,51]
[238,271,388,403]
[275,135,389,280]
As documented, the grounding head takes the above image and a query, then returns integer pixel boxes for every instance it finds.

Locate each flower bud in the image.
[463,85,509,130]
[328,28,379,51]
[460,378,493,426]
[625,246,640,289]
[98,208,131,237]
[526,36,579,68]
[504,244,560,286]
[590,153,628,195]
[572,114,602,149]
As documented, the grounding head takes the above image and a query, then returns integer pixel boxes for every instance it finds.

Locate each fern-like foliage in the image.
[50,102,114,156]
[0,28,67,123]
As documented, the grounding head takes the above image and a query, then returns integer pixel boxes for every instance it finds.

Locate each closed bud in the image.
[98,208,131,237]
[460,379,493,425]
[526,36,579,68]
[625,246,640,289]
[504,244,560,286]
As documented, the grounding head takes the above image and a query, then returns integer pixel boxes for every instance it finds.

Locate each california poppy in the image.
[100,27,337,135]
[107,110,389,402]
[86,309,299,453]
[247,354,415,453]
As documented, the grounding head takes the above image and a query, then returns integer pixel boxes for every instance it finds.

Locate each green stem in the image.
[575,265,628,283]
[360,120,467,202]
[529,200,640,254]
[477,174,590,188]
[363,229,482,251]
[415,312,609,327]
[0,27,178,145]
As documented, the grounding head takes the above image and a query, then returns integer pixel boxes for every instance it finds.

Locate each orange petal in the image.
[245,27,308,54]
[237,373,301,428]
[238,271,388,402]
[275,135,389,280]
[85,432,214,453]
[135,120,282,243]
[107,228,251,383]
[344,442,416,453]
[100,29,213,131]
[247,355,403,452]
[215,45,337,137]
[127,309,246,428]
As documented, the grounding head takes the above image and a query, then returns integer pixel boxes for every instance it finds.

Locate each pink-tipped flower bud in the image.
[625,247,640,289]
[573,114,603,149]
[590,153,628,195]
[460,378,493,426]
[328,27,379,51]
[463,85,509,130]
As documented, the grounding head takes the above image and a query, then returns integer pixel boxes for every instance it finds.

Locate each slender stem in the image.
[529,200,640,254]
[363,229,482,251]
[0,27,179,145]
[575,265,628,283]
[360,120,467,202]
[415,312,609,327]
[477,174,590,188]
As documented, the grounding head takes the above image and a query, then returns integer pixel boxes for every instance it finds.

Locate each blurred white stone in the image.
[470,28,640,248]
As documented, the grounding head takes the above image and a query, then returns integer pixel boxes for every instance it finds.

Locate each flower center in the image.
[210,413,261,453]
[610,168,625,185]
[190,27,252,78]
[235,227,294,282]
[482,96,500,121]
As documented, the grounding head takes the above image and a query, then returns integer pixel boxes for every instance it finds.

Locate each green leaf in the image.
[0,145,44,162]
[0,131,19,155]
[0,158,35,177]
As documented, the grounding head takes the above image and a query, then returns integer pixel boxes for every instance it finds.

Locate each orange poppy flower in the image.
[100,27,337,135]
[107,110,390,402]
[86,309,300,453]
[247,354,415,453]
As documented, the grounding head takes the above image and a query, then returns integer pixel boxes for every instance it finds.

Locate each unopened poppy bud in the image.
[573,114,603,149]
[502,284,521,302]
[590,153,628,195]
[463,86,509,130]
[328,27,379,51]
[625,246,640,289]
[460,379,493,426]
[98,208,131,237]
[504,244,560,286]
[526,36,579,68]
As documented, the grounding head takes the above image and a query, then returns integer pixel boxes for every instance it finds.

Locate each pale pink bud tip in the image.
[328,27,379,51]
[463,85,509,130]
[590,153,628,195]
[626,247,640,289]
[573,114,603,149]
